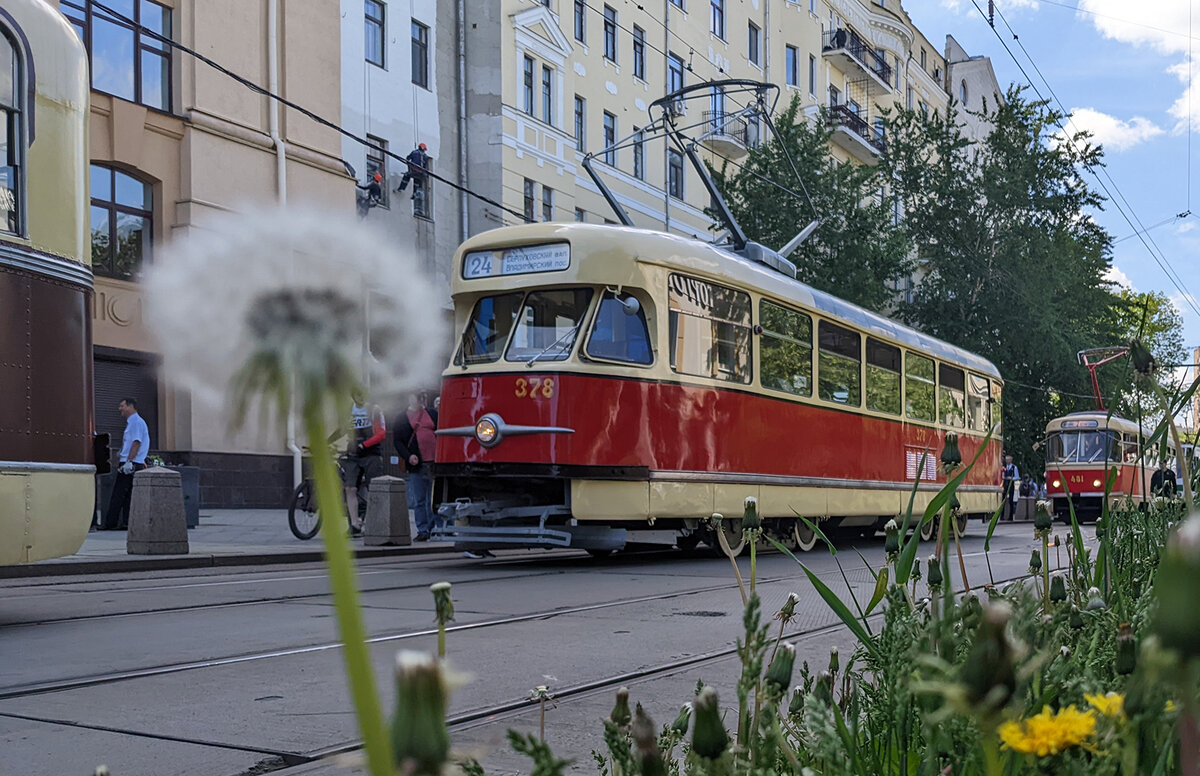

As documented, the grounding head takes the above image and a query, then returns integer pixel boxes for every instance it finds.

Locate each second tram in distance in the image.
[1043,412,1176,522]
[433,224,1003,554]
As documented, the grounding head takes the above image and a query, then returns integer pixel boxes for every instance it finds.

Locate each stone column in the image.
[363,475,410,546]
[127,467,190,555]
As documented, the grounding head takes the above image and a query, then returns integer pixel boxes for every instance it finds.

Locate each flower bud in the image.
[391,651,450,775]
[961,593,982,630]
[927,554,943,588]
[1130,338,1156,375]
[430,581,454,625]
[828,646,840,676]
[959,602,1016,716]
[941,433,962,469]
[884,519,900,557]
[765,643,796,698]
[1095,519,1106,540]
[1059,645,1071,659]
[1116,623,1136,675]
[1028,549,1042,573]
[1034,501,1053,534]
[912,556,922,581]
[1049,575,1067,603]
[813,670,834,706]
[670,703,692,736]
[691,686,729,759]
[1153,514,1200,658]
[777,592,800,621]
[788,688,805,716]
[609,687,632,727]
[1053,534,1061,547]
[94,768,110,776]
[1070,605,1084,629]
[743,496,761,530]
[1086,586,1107,611]
[633,704,666,776]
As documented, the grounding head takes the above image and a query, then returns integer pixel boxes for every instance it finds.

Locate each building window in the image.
[0,31,21,235]
[575,208,586,222]
[633,26,646,79]
[785,45,798,86]
[365,1,385,68]
[667,149,684,199]
[523,178,536,222]
[808,54,816,95]
[669,0,684,8]
[632,127,645,180]
[574,95,586,150]
[960,80,968,105]
[829,85,840,106]
[542,65,554,124]
[918,100,927,117]
[366,135,389,208]
[413,166,432,219]
[873,117,885,143]
[668,53,685,93]
[574,0,586,42]
[90,164,152,280]
[603,111,617,165]
[809,0,816,11]
[523,55,535,116]
[920,47,926,69]
[748,22,760,66]
[603,6,618,61]
[411,20,429,88]
[709,86,725,132]
[906,85,913,110]
[711,0,725,39]
[62,0,173,111]
[542,186,554,221]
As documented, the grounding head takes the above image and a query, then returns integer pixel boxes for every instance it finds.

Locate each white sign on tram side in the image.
[462,243,570,279]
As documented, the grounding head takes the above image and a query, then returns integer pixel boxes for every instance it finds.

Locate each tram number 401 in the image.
[515,377,555,399]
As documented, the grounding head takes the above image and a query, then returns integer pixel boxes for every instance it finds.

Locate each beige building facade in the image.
[461,0,983,242]
[58,0,353,506]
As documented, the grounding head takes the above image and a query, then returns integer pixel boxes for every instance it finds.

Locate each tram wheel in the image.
[711,518,746,556]
[918,515,937,542]
[676,532,703,552]
[792,519,819,552]
[955,512,969,537]
[586,549,615,559]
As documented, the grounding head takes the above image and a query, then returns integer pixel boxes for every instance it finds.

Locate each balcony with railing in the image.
[701,110,750,157]
[826,103,886,164]
[822,27,892,91]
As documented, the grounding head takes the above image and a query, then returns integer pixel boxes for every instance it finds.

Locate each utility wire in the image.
[974,0,1200,321]
[89,0,533,224]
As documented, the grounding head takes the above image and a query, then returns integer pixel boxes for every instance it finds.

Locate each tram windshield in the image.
[456,292,523,365]
[505,288,594,363]
[1046,430,1120,464]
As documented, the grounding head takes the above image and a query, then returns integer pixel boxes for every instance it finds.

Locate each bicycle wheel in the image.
[288,480,321,540]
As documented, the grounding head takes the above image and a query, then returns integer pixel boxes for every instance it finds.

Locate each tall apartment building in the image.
[59,0,353,506]
[458,0,992,241]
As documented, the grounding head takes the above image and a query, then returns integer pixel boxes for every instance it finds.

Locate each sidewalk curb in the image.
[0,544,457,579]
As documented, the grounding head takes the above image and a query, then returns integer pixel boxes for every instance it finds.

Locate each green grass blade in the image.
[982,500,1005,552]
[853,547,880,582]
[1056,466,1092,586]
[798,562,881,662]
[795,513,837,556]
[866,566,889,615]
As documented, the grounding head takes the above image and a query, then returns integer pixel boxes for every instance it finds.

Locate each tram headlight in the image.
[1052,479,1061,489]
[475,417,498,447]
[1093,479,1102,488]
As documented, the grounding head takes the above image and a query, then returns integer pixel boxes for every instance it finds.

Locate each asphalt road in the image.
[0,522,1078,776]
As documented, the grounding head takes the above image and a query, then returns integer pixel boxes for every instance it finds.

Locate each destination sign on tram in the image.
[462,243,570,279]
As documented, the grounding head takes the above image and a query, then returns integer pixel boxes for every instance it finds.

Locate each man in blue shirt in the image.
[101,397,151,530]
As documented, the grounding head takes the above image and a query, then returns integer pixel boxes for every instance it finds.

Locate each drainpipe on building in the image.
[267,0,302,489]
[662,0,670,232]
[456,0,469,242]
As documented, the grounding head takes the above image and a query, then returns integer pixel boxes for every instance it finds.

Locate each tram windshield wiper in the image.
[525,322,583,367]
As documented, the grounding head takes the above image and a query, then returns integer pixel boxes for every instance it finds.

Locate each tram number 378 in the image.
[514,377,555,399]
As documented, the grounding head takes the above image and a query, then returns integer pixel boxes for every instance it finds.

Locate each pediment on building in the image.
[512,6,573,60]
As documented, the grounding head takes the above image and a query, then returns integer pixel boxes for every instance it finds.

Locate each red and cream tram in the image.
[433,224,1003,554]
[1043,412,1173,522]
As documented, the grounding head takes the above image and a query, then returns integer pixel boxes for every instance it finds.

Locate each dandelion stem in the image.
[982,734,1002,776]
[952,510,971,594]
[749,529,758,593]
[305,403,393,776]
[1041,533,1050,614]
[716,522,748,606]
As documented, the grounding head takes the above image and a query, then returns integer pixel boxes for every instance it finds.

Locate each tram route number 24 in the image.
[515,377,555,399]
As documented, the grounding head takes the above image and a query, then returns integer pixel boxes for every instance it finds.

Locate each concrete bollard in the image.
[363,475,410,546]
[127,467,190,555]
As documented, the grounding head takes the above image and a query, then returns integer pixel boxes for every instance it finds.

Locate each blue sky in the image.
[903,0,1200,360]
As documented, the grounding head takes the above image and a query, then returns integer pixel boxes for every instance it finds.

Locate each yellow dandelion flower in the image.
[1166,700,1179,713]
[999,705,1098,757]
[1085,692,1125,719]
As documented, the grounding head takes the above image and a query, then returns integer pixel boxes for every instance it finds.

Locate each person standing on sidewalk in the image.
[101,398,150,530]
[1000,454,1019,522]
[341,390,387,536]
[394,392,438,541]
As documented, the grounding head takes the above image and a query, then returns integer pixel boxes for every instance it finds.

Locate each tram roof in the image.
[456,223,1003,380]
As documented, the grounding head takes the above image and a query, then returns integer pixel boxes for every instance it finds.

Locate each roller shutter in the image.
[93,353,158,463]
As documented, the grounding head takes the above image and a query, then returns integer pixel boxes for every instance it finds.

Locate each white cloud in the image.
[1179,220,1197,234]
[1104,264,1134,290]
[1078,0,1199,133]
[1067,108,1165,151]
[939,0,1037,15]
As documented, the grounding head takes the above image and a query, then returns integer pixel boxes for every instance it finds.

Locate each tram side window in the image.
[0,31,20,235]
[506,288,594,362]
[967,374,990,431]
[1122,433,1139,463]
[939,364,965,428]
[905,353,935,422]
[586,290,653,365]
[455,292,523,365]
[818,321,861,406]
[865,338,901,414]
[760,301,812,396]
[667,274,752,383]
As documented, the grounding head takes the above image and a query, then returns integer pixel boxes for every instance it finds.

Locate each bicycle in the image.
[287,450,371,540]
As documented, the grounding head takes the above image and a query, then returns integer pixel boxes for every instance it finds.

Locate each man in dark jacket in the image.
[396,143,428,196]
[1151,460,1178,498]
[394,392,438,540]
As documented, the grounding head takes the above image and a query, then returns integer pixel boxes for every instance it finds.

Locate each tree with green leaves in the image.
[708,97,912,311]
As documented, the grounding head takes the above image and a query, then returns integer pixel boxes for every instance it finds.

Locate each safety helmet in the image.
[373,172,382,182]
[418,142,427,151]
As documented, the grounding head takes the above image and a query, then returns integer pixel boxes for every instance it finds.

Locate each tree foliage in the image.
[709,97,912,311]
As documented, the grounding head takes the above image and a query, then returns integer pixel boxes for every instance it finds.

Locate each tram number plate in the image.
[515,377,555,399]
[462,243,570,279]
